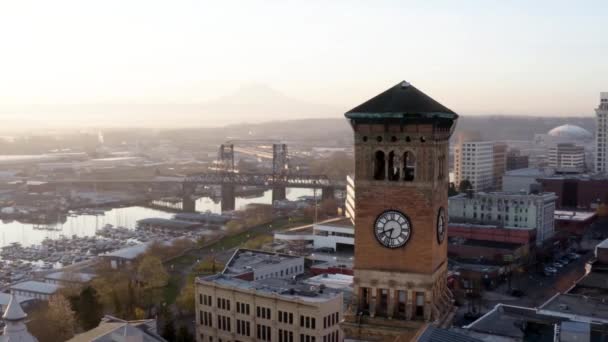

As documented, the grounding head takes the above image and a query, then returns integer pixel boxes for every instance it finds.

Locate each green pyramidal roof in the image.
[345,81,458,121]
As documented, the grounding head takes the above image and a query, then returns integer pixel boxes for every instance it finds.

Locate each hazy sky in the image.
[1,0,607,124]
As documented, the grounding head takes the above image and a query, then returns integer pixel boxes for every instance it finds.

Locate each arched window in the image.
[438,155,445,180]
[373,150,386,180]
[388,151,400,181]
[403,151,415,181]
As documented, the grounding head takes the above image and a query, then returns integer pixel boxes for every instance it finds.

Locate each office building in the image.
[548,143,585,173]
[448,191,557,245]
[506,149,529,171]
[492,143,507,190]
[596,92,608,174]
[454,141,494,192]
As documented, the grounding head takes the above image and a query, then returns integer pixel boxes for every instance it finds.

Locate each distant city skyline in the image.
[1,0,607,128]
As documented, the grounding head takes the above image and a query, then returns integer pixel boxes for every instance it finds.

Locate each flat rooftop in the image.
[303,273,353,290]
[11,280,62,294]
[198,274,341,303]
[504,167,546,177]
[464,304,561,339]
[539,293,608,323]
[102,243,150,260]
[223,249,302,276]
[555,210,596,222]
[44,272,96,283]
[315,218,354,229]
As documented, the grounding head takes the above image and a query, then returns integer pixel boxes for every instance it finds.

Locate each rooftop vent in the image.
[400,81,410,89]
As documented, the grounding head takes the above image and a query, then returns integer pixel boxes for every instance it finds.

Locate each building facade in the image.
[596,92,608,174]
[448,192,557,245]
[454,141,494,192]
[195,276,343,342]
[506,149,529,171]
[548,143,585,173]
[492,143,507,190]
[341,81,456,340]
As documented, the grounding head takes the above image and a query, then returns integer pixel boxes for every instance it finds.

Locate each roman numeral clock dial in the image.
[374,210,411,248]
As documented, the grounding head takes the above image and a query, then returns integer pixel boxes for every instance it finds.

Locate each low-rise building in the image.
[273,218,355,253]
[10,281,61,301]
[222,249,305,281]
[43,272,96,286]
[195,275,343,342]
[554,210,597,236]
[502,167,546,192]
[449,192,557,245]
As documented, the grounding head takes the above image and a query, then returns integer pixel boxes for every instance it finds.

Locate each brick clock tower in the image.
[342,81,458,341]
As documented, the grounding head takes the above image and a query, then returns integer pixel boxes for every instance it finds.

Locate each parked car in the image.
[559,257,570,265]
[567,253,581,260]
[510,289,525,297]
[544,266,558,276]
[552,262,564,268]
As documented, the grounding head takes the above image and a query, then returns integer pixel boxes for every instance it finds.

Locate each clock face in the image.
[374,210,411,248]
[437,207,446,244]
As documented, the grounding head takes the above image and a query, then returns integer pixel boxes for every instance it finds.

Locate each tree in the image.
[69,286,104,330]
[448,182,459,196]
[175,282,195,316]
[162,317,177,342]
[137,255,169,289]
[176,325,195,342]
[45,295,77,341]
[459,179,473,192]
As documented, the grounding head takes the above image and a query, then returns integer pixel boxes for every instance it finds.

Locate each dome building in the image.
[547,124,593,143]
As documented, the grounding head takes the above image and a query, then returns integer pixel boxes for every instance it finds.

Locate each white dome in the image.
[547,124,592,141]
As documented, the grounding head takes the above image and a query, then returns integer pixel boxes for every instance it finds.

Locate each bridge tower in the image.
[182,183,196,213]
[218,144,235,172]
[272,144,289,203]
[218,144,236,212]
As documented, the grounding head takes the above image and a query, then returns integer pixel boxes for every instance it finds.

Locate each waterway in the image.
[0,188,314,248]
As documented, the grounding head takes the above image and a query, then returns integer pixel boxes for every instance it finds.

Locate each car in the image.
[510,289,525,297]
[567,253,581,260]
[559,257,570,265]
[552,262,564,268]
[544,267,557,276]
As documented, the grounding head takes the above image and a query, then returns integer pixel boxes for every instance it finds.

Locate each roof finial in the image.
[2,294,27,321]
[400,80,410,88]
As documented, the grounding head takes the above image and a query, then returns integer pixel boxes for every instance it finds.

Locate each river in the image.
[0,188,314,248]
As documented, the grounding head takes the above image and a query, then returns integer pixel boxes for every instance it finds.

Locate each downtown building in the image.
[548,143,586,173]
[448,191,557,246]
[195,249,343,342]
[454,141,495,192]
[596,92,608,174]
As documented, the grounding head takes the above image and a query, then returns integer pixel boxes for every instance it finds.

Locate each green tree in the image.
[69,286,104,330]
[137,255,169,289]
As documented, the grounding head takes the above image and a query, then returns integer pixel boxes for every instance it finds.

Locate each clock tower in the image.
[342,81,457,340]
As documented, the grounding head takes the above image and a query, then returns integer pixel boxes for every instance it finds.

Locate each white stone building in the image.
[454,141,495,192]
[596,92,608,174]
[548,143,586,173]
[449,191,557,245]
